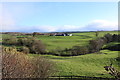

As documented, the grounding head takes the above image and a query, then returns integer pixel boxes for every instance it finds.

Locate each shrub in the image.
[116,56,120,61]
[89,40,100,53]
[31,56,54,78]
[2,46,54,78]
[100,37,108,44]
[112,34,120,42]
[104,33,112,43]
[2,36,18,45]
[71,46,89,56]
[95,31,99,37]
[17,37,35,46]
[29,40,45,54]
[17,37,45,54]
[32,32,40,37]
[88,38,105,53]
[103,44,120,51]
[20,46,30,54]
[2,47,32,78]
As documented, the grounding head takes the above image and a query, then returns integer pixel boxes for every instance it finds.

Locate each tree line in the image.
[2,33,120,56]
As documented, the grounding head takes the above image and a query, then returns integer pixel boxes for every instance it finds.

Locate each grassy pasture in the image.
[29,50,119,78]
[36,35,91,51]
[34,31,118,51]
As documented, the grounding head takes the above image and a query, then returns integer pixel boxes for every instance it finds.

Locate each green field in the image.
[28,50,119,78]
[35,31,118,51]
[2,31,120,78]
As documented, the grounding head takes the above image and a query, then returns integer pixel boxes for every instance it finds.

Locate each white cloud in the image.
[30,25,82,32]
[0,19,118,32]
[83,20,118,31]
[35,25,58,32]
[59,25,81,31]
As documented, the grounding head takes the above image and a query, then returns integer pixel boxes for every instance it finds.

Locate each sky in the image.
[0,2,118,32]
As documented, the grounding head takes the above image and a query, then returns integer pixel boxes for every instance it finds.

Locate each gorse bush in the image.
[2,46,54,78]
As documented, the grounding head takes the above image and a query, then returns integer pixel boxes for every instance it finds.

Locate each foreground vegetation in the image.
[2,46,54,78]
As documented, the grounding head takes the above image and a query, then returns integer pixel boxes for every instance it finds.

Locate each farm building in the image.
[50,33,72,36]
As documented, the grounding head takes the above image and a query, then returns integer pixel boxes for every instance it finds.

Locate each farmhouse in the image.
[50,33,72,36]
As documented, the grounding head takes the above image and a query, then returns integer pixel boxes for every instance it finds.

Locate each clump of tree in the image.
[71,46,89,56]
[95,31,99,37]
[88,37,106,53]
[112,34,120,42]
[104,33,113,43]
[2,36,46,54]
[88,33,120,53]
[32,32,40,37]
[67,33,120,56]
[18,37,45,54]
[2,46,54,78]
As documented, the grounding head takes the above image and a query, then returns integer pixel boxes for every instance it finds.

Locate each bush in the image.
[2,46,54,78]
[104,33,112,43]
[17,37,35,46]
[17,37,45,54]
[116,56,120,61]
[2,36,18,45]
[29,40,45,54]
[71,46,89,56]
[2,47,32,78]
[20,46,30,54]
[103,44,120,51]
[112,34,120,42]
[31,56,54,78]
[88,37,105,53]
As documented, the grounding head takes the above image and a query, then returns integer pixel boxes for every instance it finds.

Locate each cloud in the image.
[83,20,118,31]
[57,25,82,31]
[1,19,118,32]
[36,25,58,32]
[34,25,83,32]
